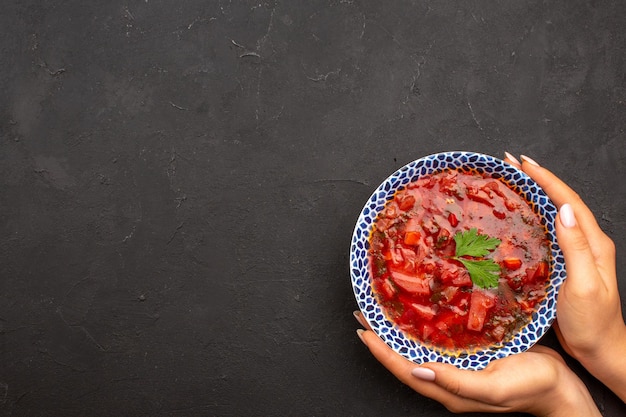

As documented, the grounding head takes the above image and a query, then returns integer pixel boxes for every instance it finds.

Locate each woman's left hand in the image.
[354,312,600,417]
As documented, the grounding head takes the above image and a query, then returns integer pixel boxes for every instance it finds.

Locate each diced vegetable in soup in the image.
[368,170,551,351]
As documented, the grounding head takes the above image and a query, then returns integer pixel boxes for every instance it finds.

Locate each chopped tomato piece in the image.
[482,181,505,198]
[448,212,459,227]
[502,258,522,270]
[389,269,431,295]
[404,231,421,246]
[533,261,549,280]
[466,188,494,207]
[467,290,495,332]
[492,209,506,219]
[523,261,549,284]
[398,194,416,211]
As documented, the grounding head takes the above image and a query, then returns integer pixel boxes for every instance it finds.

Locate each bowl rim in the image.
[350,151,566,370]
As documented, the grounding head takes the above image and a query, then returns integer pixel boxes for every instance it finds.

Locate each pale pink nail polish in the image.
[504,151,521,166]
[353,310,366,327]
[356,329,367,345]
[520,155,540,166]
[560,203,576,228]
[411,367,436,381]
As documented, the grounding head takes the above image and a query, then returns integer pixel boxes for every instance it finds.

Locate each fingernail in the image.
[559,203,576,228]
[353,310,367,328]
[504,151,521,166]
[411,367,436,381]
[356,329,367,345]
[520,155,540,166]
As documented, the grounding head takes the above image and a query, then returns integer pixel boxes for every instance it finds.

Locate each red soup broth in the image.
[368,169,551,352]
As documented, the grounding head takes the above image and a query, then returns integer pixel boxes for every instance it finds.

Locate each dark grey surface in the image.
[2,1,626,416]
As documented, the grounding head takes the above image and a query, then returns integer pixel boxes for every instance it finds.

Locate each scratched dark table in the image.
[2,1,626,416]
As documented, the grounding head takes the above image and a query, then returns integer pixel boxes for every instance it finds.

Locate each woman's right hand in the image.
[505,153,626,401]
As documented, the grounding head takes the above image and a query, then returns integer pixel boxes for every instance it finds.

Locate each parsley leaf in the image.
[453,228,501,289]
[453,228,501,257]
[456,258,500,289]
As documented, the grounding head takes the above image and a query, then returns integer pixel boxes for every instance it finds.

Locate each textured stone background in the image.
[1,1,626,416]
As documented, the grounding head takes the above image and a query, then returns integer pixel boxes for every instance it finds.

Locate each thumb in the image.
[412,362,502,404]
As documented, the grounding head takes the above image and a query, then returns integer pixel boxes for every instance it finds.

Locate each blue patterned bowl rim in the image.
[350,151,565,370]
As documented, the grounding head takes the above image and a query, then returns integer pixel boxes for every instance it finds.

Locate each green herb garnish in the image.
[453,228,501,289]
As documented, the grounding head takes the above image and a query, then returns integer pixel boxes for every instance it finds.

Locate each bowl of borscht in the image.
[350,151,565,370]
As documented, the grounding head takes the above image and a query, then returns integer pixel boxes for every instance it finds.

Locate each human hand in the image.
[354,311,600,416]
[504,153,626,401]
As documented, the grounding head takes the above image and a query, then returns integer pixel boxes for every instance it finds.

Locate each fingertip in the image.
[559,203,577,228]
[411,366,436,381]
[356,328,368,346]
[520,154,540,167]
[353,310,373,330]
[504,151,521,168]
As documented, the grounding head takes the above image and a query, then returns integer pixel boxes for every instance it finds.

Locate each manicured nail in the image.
[520,155,540,166]
[504,151,521,166]
[356,329,367,345]
[353,310,368,328]
[559,203,576,228]
[411,367,436,381]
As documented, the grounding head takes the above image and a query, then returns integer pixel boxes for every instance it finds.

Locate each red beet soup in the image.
[368,170,551,351]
